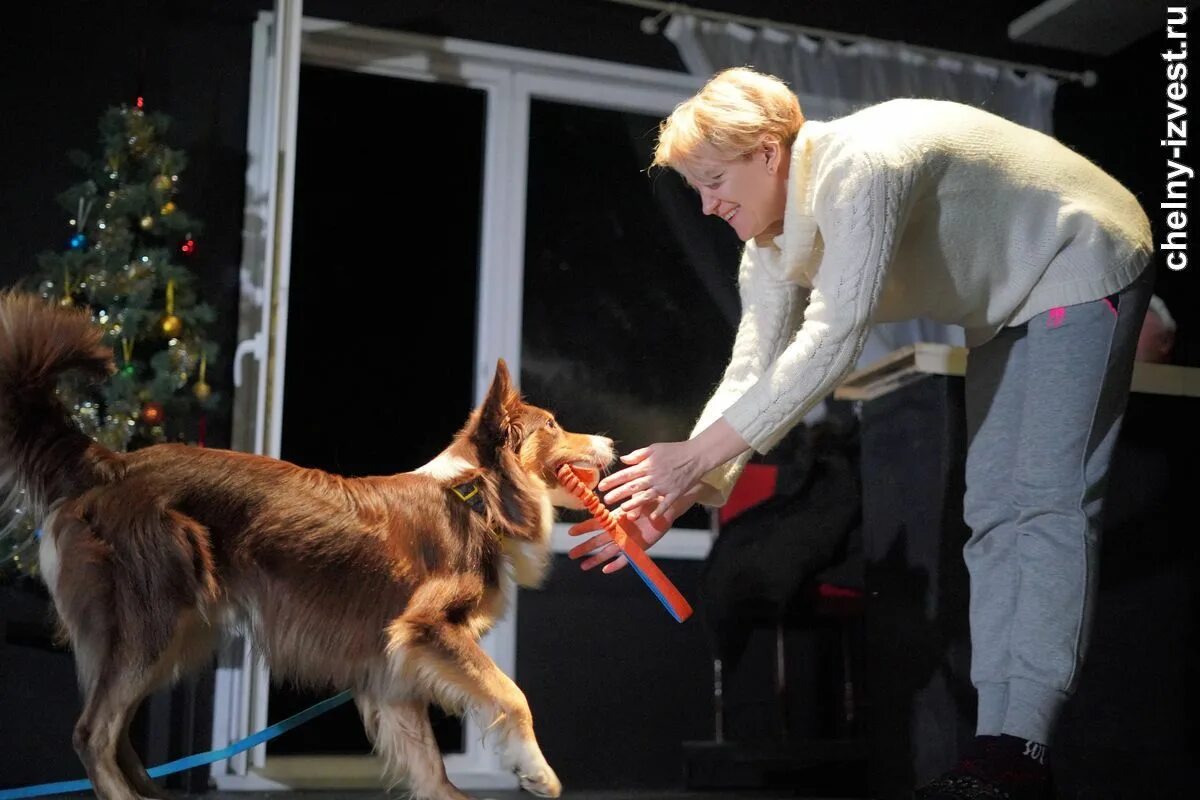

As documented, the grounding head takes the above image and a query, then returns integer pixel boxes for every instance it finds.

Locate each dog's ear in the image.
[491,358,512,395]
[474,359,520,455]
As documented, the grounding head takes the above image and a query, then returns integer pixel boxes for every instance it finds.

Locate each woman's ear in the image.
[762,138,781,175]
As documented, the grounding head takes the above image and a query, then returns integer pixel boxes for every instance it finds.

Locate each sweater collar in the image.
[759,120,823,280]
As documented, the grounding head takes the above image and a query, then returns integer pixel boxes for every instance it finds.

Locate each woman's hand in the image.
[598,440,704,521]
[567,486,703,573]
[597,418,751,522]
[567,512,671,573]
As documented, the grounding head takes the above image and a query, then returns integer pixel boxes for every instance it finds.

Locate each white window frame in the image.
[217,5,834,791]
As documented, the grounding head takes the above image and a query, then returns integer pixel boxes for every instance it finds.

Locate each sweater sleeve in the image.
[688,243,808,507]
[722,149,910,454]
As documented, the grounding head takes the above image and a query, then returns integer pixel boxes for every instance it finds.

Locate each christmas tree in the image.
[0,98,219,580]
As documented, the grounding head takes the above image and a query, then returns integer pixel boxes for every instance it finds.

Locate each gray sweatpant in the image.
[962,265,1153,745]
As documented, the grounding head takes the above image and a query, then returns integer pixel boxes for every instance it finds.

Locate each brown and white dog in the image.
[0,292,614,800]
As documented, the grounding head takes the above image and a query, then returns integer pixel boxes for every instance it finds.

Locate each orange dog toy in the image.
[556,464,693,623]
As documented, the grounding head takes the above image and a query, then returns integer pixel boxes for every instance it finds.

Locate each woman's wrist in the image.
[690,417,751,476]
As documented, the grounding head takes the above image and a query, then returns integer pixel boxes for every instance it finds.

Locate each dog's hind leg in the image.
[117,722,171,800]
[72,595,213,798]
[51,498,218,800]
[365,697,471,800]
[47,522,153,800]
[74,660,163,800]
[115,611,218,800]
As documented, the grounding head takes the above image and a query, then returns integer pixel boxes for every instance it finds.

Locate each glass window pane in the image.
[521,99,744,529]
[272,64,485,757]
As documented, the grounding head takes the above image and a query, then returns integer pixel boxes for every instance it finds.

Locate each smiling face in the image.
[679,140,790,243]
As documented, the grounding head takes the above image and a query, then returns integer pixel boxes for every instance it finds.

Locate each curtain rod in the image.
[602,0,1097,87]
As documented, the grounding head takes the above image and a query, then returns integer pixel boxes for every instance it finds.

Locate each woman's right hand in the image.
[567,486,703,573]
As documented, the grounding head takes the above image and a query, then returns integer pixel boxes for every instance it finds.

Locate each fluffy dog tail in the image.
[0,291,120,516]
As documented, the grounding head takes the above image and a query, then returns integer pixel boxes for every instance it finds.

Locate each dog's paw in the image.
[515,765,561,798]
[133,781,176,800]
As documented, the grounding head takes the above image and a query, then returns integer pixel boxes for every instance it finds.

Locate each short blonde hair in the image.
[653,67,804,170]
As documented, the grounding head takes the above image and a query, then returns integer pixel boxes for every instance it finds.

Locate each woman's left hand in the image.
[598,440,703,521]
[568,510,673,573]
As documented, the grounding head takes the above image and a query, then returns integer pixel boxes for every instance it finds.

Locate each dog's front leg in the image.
[399,625,561,798]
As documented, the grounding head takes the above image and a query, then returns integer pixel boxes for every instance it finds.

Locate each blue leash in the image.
[0,690,353,799]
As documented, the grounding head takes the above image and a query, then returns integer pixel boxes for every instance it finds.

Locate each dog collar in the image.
[451,481,487,515]
[451,481,505,541]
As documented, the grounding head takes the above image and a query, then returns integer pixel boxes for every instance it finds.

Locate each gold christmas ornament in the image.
[140,215,154,230]
[161,314,183,337]
[59,269,74,306]
[161,201,176,215]
[160,279,181,338]
[152,174,172,192]
[193,353,210,400]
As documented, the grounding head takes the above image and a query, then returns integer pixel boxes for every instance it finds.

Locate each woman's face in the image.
[680,140,790,243]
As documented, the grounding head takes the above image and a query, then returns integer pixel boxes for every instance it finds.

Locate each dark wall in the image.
[1054,29,1198,365]
[0,0,1189,792]
[0,4,1191,453]
[0,0,259,450]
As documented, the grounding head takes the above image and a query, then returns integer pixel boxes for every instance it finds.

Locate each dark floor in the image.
[199,792,835,799]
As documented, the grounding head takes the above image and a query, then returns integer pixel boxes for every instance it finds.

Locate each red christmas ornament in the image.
[141,401,164,425]
[181,238,196,255]
[136,96,145,109]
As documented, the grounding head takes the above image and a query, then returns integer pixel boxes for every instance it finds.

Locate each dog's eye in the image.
[545,418,558,430]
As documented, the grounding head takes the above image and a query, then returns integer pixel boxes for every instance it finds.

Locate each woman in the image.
[571,67,1153,800]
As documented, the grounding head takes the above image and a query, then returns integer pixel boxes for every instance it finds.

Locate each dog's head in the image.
[468,359,612,510]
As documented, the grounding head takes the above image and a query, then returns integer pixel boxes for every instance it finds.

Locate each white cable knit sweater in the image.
[691,98,1153,506]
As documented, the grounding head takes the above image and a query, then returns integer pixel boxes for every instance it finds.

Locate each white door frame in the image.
[212,0,302,789]
[218,7,829,791]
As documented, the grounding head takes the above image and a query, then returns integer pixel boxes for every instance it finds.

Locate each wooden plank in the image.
[834,344,1200,401]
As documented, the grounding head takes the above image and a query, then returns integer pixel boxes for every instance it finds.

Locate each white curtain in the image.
[664,14,1064,401]
[665,15,1060,132]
